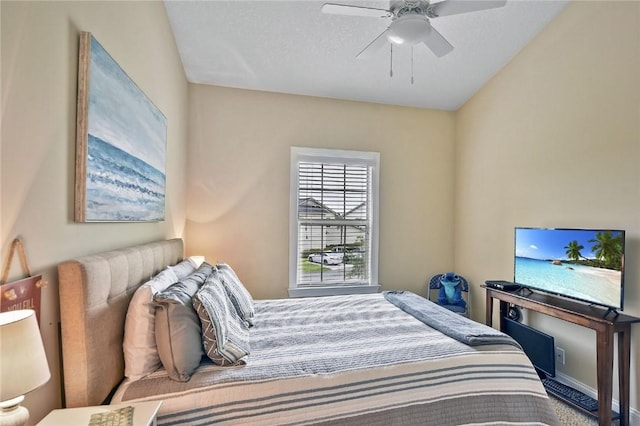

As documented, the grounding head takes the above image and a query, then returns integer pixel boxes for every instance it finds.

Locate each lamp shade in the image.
[0,310,50,402]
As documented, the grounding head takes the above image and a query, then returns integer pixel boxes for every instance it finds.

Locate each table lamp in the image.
[0,310,50,426]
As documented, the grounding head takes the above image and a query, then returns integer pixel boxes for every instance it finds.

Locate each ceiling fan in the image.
[321,0,507,59]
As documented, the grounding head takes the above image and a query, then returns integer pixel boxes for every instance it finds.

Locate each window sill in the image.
[288,285,381,298]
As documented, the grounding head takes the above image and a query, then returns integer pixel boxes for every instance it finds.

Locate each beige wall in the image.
[1,1,188,423]
[4,0,638,422]
[456,0,640,409]
[185,85,456,300]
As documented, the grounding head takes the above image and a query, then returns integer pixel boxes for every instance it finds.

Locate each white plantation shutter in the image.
[289,147,379,297]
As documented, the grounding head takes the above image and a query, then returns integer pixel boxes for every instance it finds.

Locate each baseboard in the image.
[555,372,640,425]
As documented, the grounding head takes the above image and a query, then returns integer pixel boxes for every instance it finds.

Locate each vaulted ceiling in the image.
[164,0,569,110]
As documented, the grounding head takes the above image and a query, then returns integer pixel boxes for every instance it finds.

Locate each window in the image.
[289,147,379,297]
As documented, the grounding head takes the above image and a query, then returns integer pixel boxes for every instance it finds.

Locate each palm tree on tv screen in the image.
[588,231,623,270]
[564,240,584,263]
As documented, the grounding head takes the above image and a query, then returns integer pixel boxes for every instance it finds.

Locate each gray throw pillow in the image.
[168,258,198,280]
[154,262,213,381]
[216,263,255,327]
[193,269,250,365]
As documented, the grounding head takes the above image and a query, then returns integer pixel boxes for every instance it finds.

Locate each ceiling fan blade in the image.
[356,29,390,59]
[321,3,392,18]
[428,0,507,18]
[421,26,454,57]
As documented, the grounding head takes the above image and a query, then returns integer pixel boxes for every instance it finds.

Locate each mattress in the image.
[112,293,558,425]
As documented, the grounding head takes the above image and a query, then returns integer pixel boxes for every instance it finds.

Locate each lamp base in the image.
[0,396,29,426]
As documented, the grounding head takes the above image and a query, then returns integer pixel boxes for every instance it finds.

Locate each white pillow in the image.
[123,267,178,379]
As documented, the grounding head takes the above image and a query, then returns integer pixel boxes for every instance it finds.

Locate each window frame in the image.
[289,147,380,297]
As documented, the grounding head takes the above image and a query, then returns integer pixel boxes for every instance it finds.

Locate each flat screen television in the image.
[514,227,625,311]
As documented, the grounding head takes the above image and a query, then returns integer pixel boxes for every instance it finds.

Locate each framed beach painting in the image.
[75,32,166,222]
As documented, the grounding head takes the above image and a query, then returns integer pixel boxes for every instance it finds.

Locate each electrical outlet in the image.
[556,347,565,365]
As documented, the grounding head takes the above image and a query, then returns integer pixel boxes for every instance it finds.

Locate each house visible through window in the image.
[289,147,379,297]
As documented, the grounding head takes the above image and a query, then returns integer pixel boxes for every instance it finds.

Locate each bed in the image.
[58,238,559,425]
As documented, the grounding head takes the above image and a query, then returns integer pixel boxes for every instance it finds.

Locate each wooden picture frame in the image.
[75,32,166,222]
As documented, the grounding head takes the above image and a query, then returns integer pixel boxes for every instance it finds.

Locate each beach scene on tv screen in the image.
[514,228,623,308]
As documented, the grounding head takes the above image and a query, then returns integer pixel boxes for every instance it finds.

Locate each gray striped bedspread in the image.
[112,293,559,425]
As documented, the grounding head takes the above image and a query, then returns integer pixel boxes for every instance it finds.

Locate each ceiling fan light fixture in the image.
[387,15,431,45]
[387,34,405,45]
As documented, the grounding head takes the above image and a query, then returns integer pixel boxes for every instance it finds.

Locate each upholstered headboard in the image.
[58,238,184,408]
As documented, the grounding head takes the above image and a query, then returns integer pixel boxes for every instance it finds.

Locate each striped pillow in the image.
[193,269,250,366]
[216,263,255,326]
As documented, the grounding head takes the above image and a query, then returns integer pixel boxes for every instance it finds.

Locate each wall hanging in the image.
[75,31,167,222]
[0,239,46,325]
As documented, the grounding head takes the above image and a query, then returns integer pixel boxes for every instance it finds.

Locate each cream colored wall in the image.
[1,1,188,423]
[456,0,640,410]
[185,85,456,300]
[5,0,635,421]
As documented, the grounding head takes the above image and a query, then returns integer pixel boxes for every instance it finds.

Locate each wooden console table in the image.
[483,285,640,426]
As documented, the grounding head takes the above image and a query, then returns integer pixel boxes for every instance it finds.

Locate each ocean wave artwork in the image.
[76,32,166,222]
[86,135,165,221]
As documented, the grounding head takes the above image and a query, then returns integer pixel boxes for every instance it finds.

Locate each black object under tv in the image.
[502,317,555,378]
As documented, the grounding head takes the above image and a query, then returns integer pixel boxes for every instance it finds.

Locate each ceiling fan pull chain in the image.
[411,46,414,85]
[390,44,393,78]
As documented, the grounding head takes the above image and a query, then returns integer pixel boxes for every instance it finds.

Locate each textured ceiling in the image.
[164,0,569,111]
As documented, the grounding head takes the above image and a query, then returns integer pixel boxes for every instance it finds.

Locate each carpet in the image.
[550,395,619,426]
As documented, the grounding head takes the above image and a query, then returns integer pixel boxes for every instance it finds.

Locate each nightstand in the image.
[37,401,162,426]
